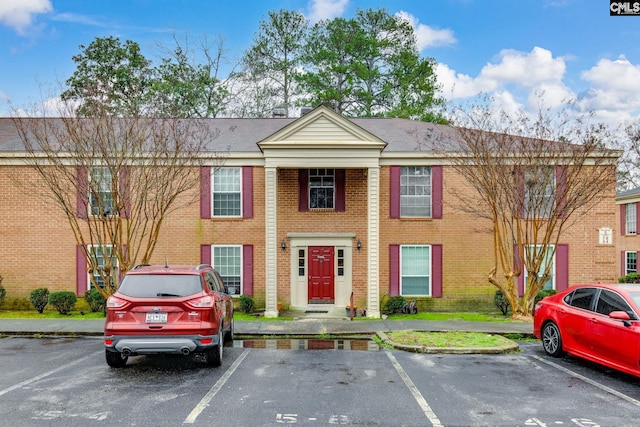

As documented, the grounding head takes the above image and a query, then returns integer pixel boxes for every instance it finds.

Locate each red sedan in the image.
[533,283,640,377]
[104,264,234,368]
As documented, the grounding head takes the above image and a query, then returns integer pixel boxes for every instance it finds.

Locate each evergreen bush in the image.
[49,291,77,315]
[382,296,406,315]
[84,287,106,313]
[30,288,49,313]
[239,295,255,313]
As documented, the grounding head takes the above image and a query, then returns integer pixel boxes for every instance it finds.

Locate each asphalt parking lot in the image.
[1,336,639,426]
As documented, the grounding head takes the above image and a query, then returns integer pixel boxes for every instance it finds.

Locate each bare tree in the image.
[11,103,222,297]
[439,103,619,318]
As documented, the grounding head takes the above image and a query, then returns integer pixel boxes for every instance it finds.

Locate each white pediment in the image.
[258,106,387,150]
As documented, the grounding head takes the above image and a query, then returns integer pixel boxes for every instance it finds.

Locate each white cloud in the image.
[395,11,456,51]
[437,47,573,110]
[481,47,566,87]
[0,0,52,34]
[580,56,640,114]
[307,0,349,23]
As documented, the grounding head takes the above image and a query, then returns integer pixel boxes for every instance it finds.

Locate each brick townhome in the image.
[617,187,640,279]
[0,106,620,317]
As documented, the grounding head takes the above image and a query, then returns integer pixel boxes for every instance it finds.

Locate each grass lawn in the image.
[385,330,516,348]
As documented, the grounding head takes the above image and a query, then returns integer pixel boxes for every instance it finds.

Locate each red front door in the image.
[308,246,335,304]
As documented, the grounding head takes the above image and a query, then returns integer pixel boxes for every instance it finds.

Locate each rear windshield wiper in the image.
[156,293,181,297]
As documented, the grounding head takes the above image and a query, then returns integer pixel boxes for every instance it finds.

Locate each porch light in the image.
[357,240,362,251]
[281,239,287,251]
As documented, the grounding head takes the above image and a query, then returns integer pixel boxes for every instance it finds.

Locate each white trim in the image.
[399,245,432,297]
[524,244,556,291]
[211,166,243,218]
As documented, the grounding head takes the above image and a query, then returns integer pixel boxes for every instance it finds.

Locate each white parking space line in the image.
[183,349,250,424]
[385,350,443,427]
[0,350,103,398]
[531,354,640,407]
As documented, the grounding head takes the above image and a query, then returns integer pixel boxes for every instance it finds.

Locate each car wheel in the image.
[205,328,223,367]
[105,349,128,368]
[541,322,564,357]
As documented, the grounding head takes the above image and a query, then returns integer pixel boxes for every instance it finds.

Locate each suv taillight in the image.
[106,295,128,309]
[186,295,215,308]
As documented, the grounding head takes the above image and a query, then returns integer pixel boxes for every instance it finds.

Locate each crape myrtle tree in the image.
[11,101,222,297]
[439,101,619,318]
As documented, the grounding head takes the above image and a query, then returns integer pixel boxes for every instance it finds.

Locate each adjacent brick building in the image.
[0,106,620,316]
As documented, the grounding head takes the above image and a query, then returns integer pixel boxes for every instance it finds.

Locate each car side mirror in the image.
[609,310,632,327]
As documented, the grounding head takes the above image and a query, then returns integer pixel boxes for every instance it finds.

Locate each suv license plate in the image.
[146,312,167,323]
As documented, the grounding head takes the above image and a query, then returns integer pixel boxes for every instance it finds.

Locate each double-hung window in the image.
[625,251,637,275]
[524,244,555,291]
[400,245,431,296]
[87,245,118,289]
[212,167,242,217]
[89,167,115,217]
[400,167,431,217]
[212,245,242,296]
[625,203,637,235]
[309,168,334,209]
[524,167,555,218]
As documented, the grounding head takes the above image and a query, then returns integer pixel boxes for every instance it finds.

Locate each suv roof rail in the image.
[196,264,212,271]
[132,264,151,270]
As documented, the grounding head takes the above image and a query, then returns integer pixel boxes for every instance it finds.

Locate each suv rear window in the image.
[118,274,203,298]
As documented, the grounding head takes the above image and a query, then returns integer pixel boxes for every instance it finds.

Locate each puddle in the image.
[231,339,380,351]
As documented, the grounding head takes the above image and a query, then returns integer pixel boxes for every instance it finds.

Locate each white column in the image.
[367,166,380,318]
[264,166,279,318]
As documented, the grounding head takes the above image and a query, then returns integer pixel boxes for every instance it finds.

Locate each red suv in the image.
[104,264,234,368]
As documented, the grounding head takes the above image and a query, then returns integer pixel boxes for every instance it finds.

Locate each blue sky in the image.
[1,0,640,127]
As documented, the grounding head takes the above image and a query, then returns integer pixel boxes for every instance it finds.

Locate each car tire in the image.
[541,321,564,357]
[105,349,128,368]
[205,328,223,367]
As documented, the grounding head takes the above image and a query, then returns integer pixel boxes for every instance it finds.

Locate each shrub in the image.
[30,288,49,313]
[49,291,77,315]
[239,295,255,313]
[0,285,5,308]
[382,296,406,315]
[494,290,510,316]
[618,272,640,283]
[534,289,557,306]
[84,287,106,313]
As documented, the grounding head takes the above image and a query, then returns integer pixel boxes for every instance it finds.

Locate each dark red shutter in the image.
[76,246,87,296]
[432,166,443,219]
[555,166,567,218]
[556,244,569,291]
[76,166,88,219]
[621,251,626,276]
[431,244,443,297]
[200,167,211,219]
[200,244,211,265]
[389,244,400,296]
[636,203,640,235]
[298,169,309,212]
[335,169,346,212]
[119,167,130,219]
[243,245,254,296]
[242,166,253,218]
[621,205,626,235]
[390,166,400,218]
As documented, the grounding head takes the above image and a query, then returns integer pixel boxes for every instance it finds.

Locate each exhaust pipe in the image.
[122,348,132,357]
[180,347,190,356]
